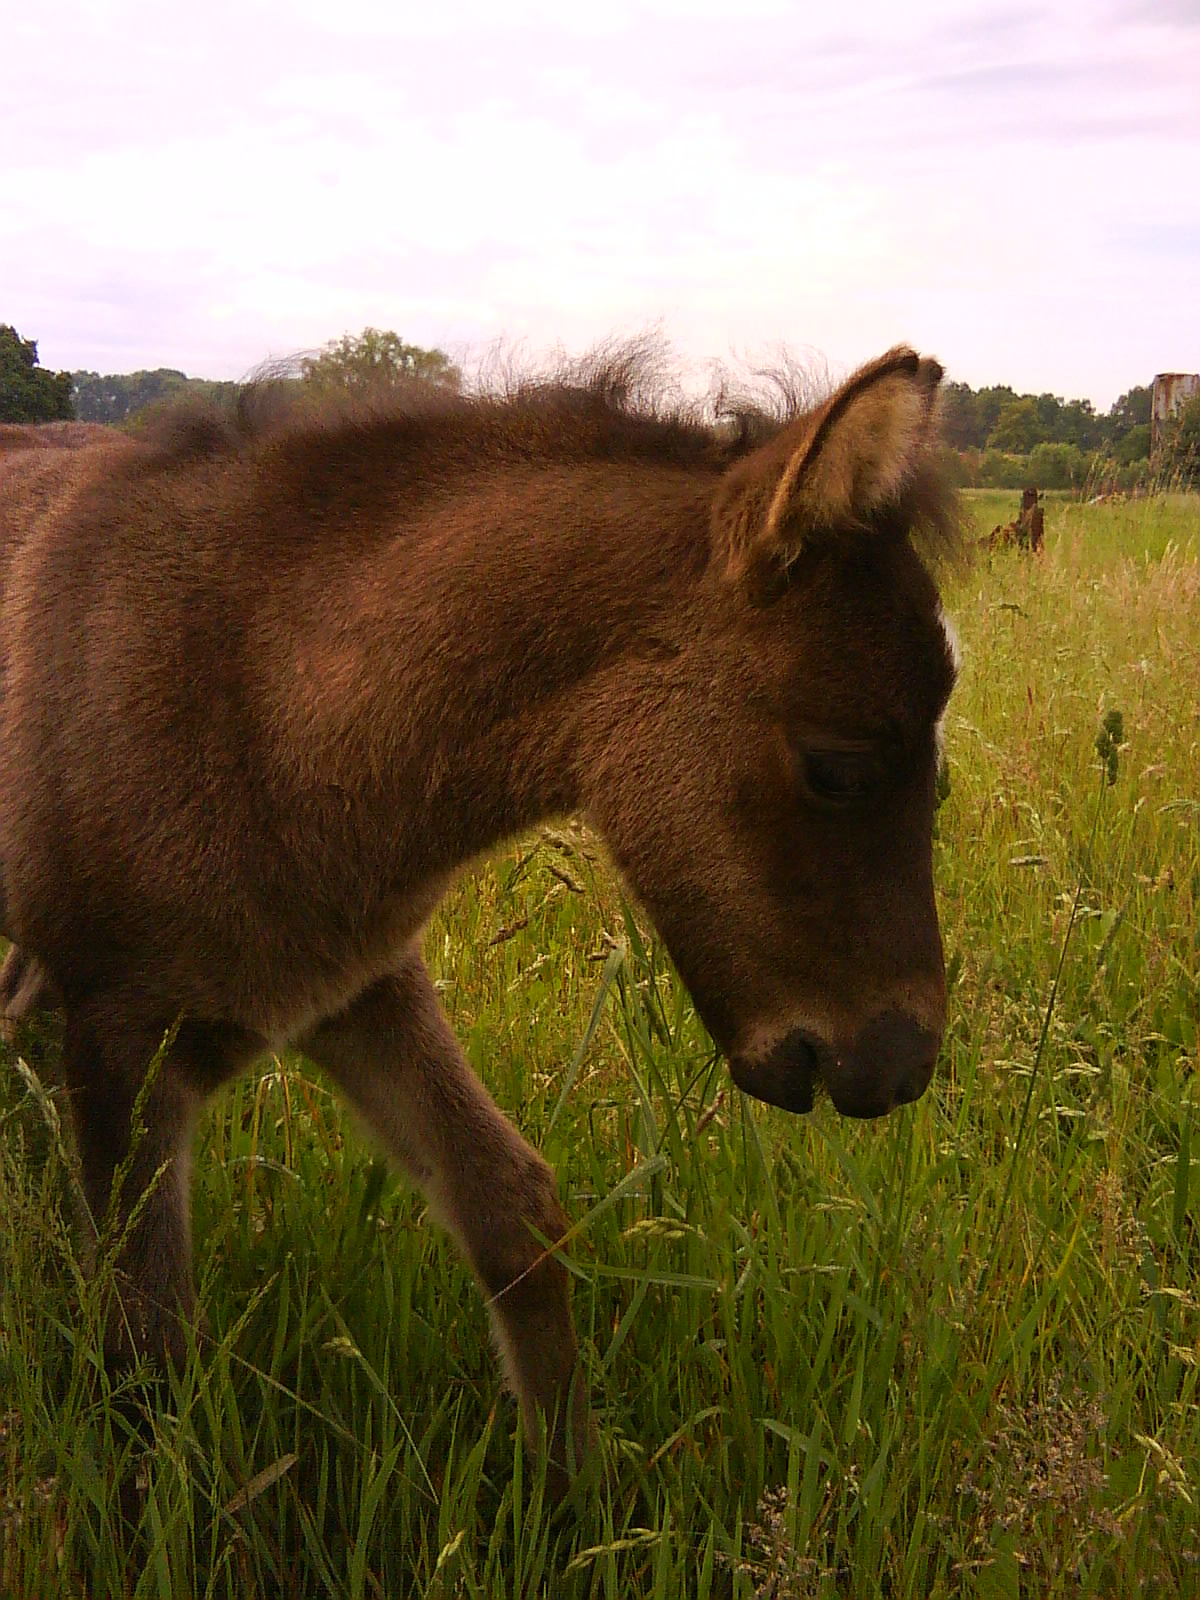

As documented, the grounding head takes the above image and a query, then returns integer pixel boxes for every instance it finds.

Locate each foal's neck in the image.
[361,460,709,864]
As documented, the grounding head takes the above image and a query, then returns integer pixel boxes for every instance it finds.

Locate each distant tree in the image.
[0,324,73,422]
[976,449,1031,489]
[1113,423,1151,466]
[1027,440,1091,489]
[1108,385,1152,435]
[1033,392,1061,434]
[971,386,1017,447]
[300,328,461,393]
[72,368,190,424]
[72,370,243,427]
[1054,397,1102,450]
[987,396,1041,454]
[939,382,984,451]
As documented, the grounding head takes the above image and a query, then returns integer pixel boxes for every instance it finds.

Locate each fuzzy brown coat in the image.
[0,347,960,1490]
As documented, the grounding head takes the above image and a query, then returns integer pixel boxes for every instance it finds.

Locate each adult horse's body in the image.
[0,347,960,1488]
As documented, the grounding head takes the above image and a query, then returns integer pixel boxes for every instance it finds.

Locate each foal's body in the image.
[0,349,960,1487]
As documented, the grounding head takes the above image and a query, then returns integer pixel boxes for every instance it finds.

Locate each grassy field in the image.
[2,490,1199,1597]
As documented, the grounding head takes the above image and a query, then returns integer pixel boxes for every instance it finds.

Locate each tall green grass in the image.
[2,492,1198,1597]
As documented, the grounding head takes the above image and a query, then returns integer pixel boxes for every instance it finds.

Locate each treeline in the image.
[71,368,240,425]
[69,329,461,424]
[1,326,461,431]
[0,325,239,428]
[940,380,1162,491]
[4,321,1197,489]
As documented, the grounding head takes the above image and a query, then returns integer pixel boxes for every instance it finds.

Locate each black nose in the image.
[826,1011,940,1119]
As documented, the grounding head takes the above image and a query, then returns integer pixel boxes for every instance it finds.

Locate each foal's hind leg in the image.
[302,954,590,1494]
[61,1002,247,1369]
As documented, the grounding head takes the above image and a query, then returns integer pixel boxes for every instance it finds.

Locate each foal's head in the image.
[591,348,961,1120]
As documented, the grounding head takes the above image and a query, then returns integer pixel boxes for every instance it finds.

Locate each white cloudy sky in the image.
[3,0,1197,407]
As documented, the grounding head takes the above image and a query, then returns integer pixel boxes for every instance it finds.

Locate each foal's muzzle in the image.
[731,1010,940,1120]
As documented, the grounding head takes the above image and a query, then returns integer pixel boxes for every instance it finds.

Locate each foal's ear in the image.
[714,347,944,584]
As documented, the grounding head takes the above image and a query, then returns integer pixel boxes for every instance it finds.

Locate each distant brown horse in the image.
[0,346,961,1492]
[989,484,1045,552]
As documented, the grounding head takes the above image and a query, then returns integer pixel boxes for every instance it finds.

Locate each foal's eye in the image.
[799,748,882,808]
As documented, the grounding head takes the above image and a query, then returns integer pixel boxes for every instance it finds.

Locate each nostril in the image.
[862,1012,940,1074]
[828,1011,941,1118]
[893,1063,932,1105]
[730,1028,827,1113]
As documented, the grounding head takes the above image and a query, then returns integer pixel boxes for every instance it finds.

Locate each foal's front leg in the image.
[0,944,58,1034]
[61,1004,201,1370]
[301,955,590,1493]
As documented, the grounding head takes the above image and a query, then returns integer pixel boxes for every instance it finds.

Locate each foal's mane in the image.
[135,339,964,571]
[139,340,799,474]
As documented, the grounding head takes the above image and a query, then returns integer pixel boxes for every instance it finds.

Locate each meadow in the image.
[2,489,1198,1598]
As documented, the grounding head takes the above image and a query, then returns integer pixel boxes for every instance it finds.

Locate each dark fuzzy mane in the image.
[137,338,799,476]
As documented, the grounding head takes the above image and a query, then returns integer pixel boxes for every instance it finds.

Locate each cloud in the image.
[2,0,1197,404]
[1111,0,1200,27]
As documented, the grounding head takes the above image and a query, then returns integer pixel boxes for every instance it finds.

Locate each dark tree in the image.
[1108,385,1152,435]
[972,386,1018,448]
[939,382,984,451]
[0,325,74,423]
[988,396,1041,454]
[1114,424,1151,466]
